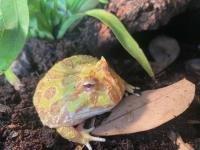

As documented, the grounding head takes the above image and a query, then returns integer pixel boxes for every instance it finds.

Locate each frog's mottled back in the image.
[33,55,126,128]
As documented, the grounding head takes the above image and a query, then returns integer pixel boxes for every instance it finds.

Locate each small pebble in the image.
[0,104,11,113]
[9,131,19,139]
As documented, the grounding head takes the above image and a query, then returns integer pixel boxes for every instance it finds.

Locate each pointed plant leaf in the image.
[78,0,99,13]
[58,9,154,76]
[0,0,29,73]
[57,14,83,39]
[99,0,108,4]
[93,78,195,136]
[0,27,25,73]
[85,9,154,77]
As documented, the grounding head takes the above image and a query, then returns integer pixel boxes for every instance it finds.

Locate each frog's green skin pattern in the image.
[33,55,127,148]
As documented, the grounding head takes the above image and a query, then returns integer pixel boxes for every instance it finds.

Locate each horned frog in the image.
[33,55,135,150]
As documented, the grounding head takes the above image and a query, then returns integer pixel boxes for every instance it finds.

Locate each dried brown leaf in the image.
[93,78,195,136]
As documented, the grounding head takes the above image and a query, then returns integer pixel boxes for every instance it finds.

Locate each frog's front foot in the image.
[56,126,105,150]
[125,83,140,96]
[79,127,105,150]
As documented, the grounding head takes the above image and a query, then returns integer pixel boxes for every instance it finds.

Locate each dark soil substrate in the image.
[1,12,200,150]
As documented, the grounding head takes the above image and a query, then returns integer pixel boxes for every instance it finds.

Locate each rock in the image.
[185,59,200,81]
[149,36,180,74]
[11,48,33,77]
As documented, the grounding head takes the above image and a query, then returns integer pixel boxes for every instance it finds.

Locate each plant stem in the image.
[4,66,23,90]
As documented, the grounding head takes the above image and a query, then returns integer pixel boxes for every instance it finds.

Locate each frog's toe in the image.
[80,127,105,142]
[125,83,140,96]
[85,142,92,150]
[80,128,105,150]
[56,126,104,150]
[84,137,105,150]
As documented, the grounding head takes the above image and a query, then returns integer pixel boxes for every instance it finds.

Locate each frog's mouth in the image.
[41,103,113,128]
[68,106,113,125]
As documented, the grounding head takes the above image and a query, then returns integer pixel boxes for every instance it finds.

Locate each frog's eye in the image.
[82,79,96,91]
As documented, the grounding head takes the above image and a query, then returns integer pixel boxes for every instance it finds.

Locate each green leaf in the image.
[0,10,4,30]
[16,0,29,33]
[0,0,29,73]
[0,0,18,30]
[28,0,106,39]
[28,0,66,39]
[99,0,109,4]
[28,0,54,39]
[57,0,101,39]
[85,9,154,77]
[66,0,77,11]
[57,14,83,39]
[78,0,99,13]
[66,0,100,13]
